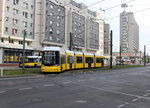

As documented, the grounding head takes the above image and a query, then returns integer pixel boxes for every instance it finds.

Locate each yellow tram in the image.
[41,47,104,73]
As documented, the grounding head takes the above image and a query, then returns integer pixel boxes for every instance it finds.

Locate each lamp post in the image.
[22,30,26,69]
[69,32,73,51]
[110,30,113,69]
[144,45,146,66]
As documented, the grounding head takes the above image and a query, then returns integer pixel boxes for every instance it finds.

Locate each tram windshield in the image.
[43,51,60,66]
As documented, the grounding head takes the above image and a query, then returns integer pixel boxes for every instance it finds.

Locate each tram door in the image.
[70,63,72,69]
[68,56,74,69]
[88,63,91,68]
[86,57,93,68]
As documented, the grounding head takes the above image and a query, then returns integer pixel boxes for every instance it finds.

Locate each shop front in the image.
[0,43,34,64]
[3,48,33,63]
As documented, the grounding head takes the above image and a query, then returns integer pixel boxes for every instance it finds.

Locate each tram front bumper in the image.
[41,66,61,72]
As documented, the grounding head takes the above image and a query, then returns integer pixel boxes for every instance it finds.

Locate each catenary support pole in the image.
[144,45,146,66]
[22,30,26,69]
[110,30,113,69]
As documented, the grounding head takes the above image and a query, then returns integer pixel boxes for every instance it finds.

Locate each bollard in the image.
[1,68,3,77]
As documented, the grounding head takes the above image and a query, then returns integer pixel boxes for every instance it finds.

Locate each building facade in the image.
[0,0,35,63]
[0,0,104,64]
[120,11,139,53]
[104,23,110,56]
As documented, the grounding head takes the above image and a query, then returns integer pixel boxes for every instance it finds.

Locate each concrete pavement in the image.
[0,66,150,108]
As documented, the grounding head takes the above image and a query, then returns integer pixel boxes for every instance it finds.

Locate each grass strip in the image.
[3,68,41,76]
[66,65,143,73]
[1,65,144,76]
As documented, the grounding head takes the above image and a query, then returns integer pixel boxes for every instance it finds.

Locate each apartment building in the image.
[0,0,35,63]
[0,0,104,64]
[120,11,139,53]
[104,23,110,56]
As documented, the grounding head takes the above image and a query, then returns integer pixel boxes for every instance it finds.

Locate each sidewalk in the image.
[0,64,20,70]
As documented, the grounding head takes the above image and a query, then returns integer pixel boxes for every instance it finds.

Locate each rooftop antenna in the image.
[121,3,128,12]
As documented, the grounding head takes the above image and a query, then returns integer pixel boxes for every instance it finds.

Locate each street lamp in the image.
[22,30,26,69]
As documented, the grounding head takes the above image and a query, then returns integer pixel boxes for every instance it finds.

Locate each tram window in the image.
[43,51,59,66]
[61,55,66,64]
[96,58,103,63]
[86,57,93,63]
[76,57,82,63]
[68,56,74,64]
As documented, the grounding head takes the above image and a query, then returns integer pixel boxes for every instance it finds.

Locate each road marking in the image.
[124,102,129,105]
[0,91,6,94]
[117,104,125,108]
[43,84,55,87]
[143,94,149,97]
[61,78,150,100]
[90,78,95,80]
[132,98,138,102]
[19,87,32,91]
[78,80,84,82]
[75,100,87,104]
[63,82,71,84]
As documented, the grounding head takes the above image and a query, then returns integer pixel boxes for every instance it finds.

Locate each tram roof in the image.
[27,56,42,58]
[65,50,74,54]
[74,52,83,55]
[84,53,94,56]
[95,54,104,56]
[42,47,64,51]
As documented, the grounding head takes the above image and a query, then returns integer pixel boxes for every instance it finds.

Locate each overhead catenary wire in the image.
[105,7,150,21]
[104,0,135,10]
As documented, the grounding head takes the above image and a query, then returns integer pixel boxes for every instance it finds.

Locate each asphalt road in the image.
[1,66,150,108]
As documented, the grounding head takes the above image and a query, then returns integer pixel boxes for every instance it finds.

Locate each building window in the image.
[31,5,33,9]
[6,17,9,21]
[5,27,8,32]
[23,2,28,9]
[74,28,76,31]
[31,14,33,18]
[46,11,48,15]
[13,0,19,5]
[12,29,18,35]
[30,32,32,36]
[30,23,32,27]
[23,12,28,18]
[27,42,29,46]
[6,7,9,12]
[23,21,27,27]
[49,36,52,40]
[50,5,53,9]
[19,41,23,45]
[58,8,60,12]
[9,39,14,43]
[1,38,4,42]
[57,23,60,27]
[56,30,60,34]
[13,8,19,15]
[50,21,53,24]
[50,13,53,16]
[49,28,53,34]
[12,19,18,25]
[57,16,60,19]
[50,28,52,32]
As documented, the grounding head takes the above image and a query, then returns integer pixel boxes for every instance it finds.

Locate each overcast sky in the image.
[76,0,150,53]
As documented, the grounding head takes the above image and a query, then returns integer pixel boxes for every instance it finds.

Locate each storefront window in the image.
[3,48,33,63]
